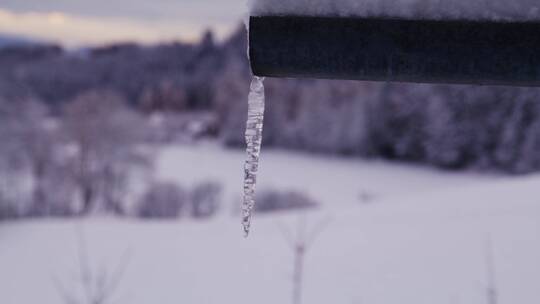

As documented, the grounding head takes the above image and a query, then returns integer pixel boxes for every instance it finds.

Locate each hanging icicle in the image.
[242,76,265,237]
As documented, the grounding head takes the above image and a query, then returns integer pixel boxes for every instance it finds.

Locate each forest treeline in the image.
[1,26,540,173]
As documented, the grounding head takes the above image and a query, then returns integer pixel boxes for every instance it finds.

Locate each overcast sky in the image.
[0,0,246,47]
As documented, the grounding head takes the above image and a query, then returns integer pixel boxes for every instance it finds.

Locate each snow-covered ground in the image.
[1,143,539,304]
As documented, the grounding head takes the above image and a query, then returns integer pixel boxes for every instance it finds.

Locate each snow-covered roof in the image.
[249,0,540,21]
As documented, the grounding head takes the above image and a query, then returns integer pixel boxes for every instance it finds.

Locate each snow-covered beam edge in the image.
[248,15,540,85]
[249,0,540,21]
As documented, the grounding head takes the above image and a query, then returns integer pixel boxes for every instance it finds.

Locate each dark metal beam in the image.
[249,16,540,86]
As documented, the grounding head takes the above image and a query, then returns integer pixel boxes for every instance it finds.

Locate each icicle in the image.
[242,76,265,237]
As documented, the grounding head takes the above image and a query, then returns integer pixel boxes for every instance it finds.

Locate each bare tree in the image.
[0,97,22,217]
[15,99,61,215]
[0,96,60,217]
[64,90,152,215]
[54,231,131,304]
[278,216,331,304]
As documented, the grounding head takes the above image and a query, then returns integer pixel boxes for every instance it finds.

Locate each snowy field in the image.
[1,143,540,304]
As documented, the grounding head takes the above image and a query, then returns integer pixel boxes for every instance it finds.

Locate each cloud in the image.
[0,8,238,47]
[0,0,245,23]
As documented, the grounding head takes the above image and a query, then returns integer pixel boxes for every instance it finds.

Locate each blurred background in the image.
[1,1,540,304]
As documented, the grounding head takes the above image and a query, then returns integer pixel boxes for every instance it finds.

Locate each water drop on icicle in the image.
[242,76,265,237]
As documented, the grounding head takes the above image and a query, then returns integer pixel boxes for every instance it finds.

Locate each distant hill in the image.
[0,33,41,48]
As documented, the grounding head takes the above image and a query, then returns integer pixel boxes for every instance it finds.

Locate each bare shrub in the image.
[55,231,130,304]
[0,195,17,220]
[189,181,222,218]
[359,190,377,204]
[255,190,318,213]
[278,217,331,304]
[136,182,187,219]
